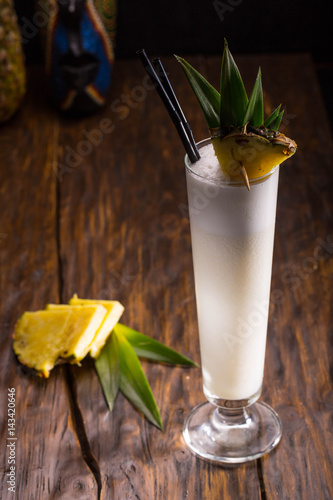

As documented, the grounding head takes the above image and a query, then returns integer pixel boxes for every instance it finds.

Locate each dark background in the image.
[13,0,333,124]
[14,0,332,61]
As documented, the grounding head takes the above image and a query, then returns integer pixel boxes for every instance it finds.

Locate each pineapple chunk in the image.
[69,294,125,358]
[46,304,107,361]
[211,130,297,183]
[13,309,72,377]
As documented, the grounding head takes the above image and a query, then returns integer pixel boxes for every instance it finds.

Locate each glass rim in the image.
[185,137,279,186]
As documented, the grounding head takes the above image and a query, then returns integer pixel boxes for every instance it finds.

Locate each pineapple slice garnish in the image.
[46,303,108,360]
[210,125,297,188]
[13,304,107,377]
[13,299,125,377]
[176,40,297,189]
[69,294,124,358]
[13,310,71,378]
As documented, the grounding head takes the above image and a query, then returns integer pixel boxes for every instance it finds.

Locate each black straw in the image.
[136,49,199,163]
[152,58,200,161]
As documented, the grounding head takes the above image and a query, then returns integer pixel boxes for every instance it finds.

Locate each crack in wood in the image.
[65,365,102,500]
[257,459,267,500]
[56,177,102,499]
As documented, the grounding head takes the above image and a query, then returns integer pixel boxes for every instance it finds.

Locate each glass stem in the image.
[214,406,249,426]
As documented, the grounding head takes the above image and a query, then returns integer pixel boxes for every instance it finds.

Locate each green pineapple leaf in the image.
[175,55,220,129]
[264,104,281,128]
[269,109,284,131]
[117,331,163,430]
[220,39,248,127]
[242,68,264,127]
[95,332,120,411]
[114,323,198,366]
[95,322,197,429]
[95,331,120,411]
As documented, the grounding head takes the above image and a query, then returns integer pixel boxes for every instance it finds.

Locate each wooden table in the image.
[0,54,332,500]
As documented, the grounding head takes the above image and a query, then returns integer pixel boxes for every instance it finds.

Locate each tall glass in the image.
[183,138,282,463]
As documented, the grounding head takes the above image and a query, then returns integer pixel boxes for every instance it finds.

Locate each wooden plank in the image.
[0,69,97,499]
[259,54,333,500]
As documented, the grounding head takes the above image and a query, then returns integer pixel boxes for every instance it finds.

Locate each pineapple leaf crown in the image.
[175,40,284,133]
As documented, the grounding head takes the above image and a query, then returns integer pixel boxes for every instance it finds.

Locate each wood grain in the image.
[0,69,97,500]
[259,54,333,500]
[0,55,332,499]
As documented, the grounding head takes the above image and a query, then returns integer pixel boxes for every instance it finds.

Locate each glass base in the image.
[183,400,282,464]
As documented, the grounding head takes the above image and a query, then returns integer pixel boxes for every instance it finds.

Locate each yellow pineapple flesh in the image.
[13,310,72,377]
[12,299,124,377]
[46,304,107,361]
[211,127,297,184]
[69,294,124,358]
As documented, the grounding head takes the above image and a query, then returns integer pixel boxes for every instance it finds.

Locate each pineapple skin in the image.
[0,0,26,124]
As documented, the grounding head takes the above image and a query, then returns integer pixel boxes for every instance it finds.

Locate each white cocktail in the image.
[183,139,282,463]
[138,42,295,463]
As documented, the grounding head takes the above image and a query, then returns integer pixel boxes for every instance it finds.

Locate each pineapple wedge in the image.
[13,310,71,377]
[69,294,125,358]
[211,127,296,184]
[46,304,107,361]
